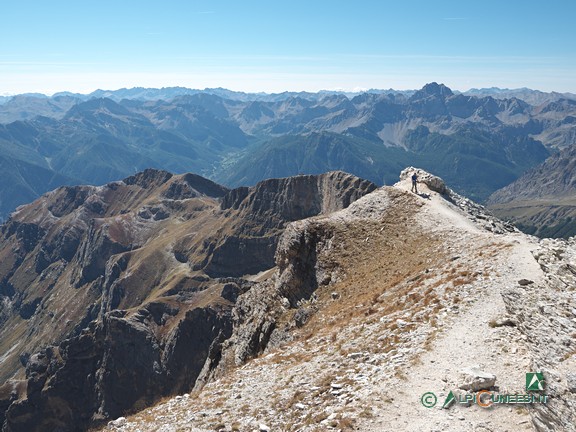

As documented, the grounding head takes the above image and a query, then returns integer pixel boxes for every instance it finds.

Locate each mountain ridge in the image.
[1,168,575,431]
[1,85,574,105]
[86,168,576,432]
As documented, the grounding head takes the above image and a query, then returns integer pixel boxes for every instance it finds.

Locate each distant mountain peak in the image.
[122,168,174,189]
[411,82,454,101]
[65,97,127,116]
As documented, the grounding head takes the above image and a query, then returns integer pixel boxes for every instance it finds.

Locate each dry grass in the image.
[338,416,355,430]
[268,349,313,365]
[560,347,576,361]
[283,390,306,409]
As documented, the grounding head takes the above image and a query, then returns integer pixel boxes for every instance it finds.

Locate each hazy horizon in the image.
[3,1,576,95]
[3,83,576,99]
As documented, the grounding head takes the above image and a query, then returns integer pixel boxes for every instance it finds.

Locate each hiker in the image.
[411,172,418,193]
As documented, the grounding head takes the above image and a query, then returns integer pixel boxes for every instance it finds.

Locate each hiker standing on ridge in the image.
[411,172,419,193]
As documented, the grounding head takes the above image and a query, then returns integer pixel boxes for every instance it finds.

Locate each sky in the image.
[2,0,576,95]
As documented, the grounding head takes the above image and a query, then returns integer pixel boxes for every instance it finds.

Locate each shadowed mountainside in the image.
[488,144,576,238]
[0,169,375,431]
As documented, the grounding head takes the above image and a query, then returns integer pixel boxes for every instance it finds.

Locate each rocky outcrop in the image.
[212,218,338,369]
[399,167,449,195]
[400,166,517,234]
[501,237,576,431]
[204,171,376,277]
[221,171,376,221]
[196,186,411,387]
[3,303,232,432]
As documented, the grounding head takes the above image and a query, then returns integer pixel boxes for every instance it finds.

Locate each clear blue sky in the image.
[2,0,576,95]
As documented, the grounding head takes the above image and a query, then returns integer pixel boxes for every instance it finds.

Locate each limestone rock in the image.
[458,367,496,391]
[108,417,127,428]
[502,236,576,431]
[399,167,449,195]
[567,373,576,393]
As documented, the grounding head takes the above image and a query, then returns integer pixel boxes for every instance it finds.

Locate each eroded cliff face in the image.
[195,186,422,388]
[0,169,375,432]
[3,305,232,432]
[208,171,376,277]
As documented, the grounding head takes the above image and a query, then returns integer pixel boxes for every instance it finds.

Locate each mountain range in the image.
[2,85,574,106]
[1,83,575,236]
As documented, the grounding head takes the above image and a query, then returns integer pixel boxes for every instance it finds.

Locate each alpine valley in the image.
[1,83,576,237]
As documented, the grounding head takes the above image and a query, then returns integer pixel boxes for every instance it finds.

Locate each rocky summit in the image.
[1,168,575,432]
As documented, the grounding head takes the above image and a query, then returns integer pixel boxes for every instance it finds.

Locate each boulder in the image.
[518,279,534,286]
[458,367,496,391]
[399,167,449,195]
